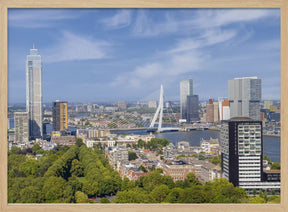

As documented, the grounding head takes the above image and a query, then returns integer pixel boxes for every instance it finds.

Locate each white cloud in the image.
[205,9,277,27]
[44,31,111,63]
[101,10,132,29]
[131,9,279,37]
[110,26,242,91]
[8,9,79,28]
[166,29,237,54]
[132,10,179,37]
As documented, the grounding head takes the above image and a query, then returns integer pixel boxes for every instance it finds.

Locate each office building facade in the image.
[264,100,273,110]
[180,79,195,122]
[26,47,42,139]
[221,117,280,194]
[206,99,214,123]
[53,101,68,131]
[218,98,230,121]
[14,112,29,143]
[213,101,219,122]
[187,95,200,122]
[221,117,264,187]
[228,77,261,120]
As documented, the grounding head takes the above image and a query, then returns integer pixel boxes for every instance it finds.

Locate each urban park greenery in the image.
[8,139,280,204]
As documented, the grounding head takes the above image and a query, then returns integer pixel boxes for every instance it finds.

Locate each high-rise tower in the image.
[221,117,280,194]
[53,101,68,131]
[221,117,264,187]
[180,79,194,122]
[228,77,261,120]
[26,46,42,139]
[14,112,29,143]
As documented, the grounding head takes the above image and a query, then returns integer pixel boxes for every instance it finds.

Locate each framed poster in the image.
[0,0,287,212]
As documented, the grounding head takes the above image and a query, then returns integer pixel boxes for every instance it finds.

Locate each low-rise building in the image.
[51,135,76,146]
[177,141,190,150]
[125,169,148,181]
[200,162,221,183]
[107,148,129,169]
[263,170,281,182]
[200,137,219,154]
[163,160,195,182]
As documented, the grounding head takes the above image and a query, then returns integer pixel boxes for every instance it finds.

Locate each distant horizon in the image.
[8,99,281,107]
[8,9,280,104]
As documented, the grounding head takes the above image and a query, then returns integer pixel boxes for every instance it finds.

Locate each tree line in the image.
[8,139,280,203]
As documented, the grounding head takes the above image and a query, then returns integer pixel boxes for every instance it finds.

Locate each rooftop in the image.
[229,117,254,121]
[233,76,258,80]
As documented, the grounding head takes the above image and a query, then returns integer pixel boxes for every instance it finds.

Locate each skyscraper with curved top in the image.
[26,46,42,139]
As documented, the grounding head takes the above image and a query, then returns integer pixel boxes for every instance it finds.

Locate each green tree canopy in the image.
[75,191,89,203]
[19,159,39,177]
[82,181,99,197]
[100,197,110,203]
[183,173,202,187]
[128,151,138,161]
[19,186,43,203]
[113,188,149,203]
[42,176,67,202]
[76,138,84,147]
[149,185,170,203]
[271,162,280,170]
[164,187,183,203]
[70,159,84,177]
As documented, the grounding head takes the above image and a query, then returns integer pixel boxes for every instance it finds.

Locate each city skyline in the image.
[8,9,280,103]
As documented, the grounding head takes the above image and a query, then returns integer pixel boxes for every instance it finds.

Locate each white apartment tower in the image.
[26,46,42,139]
[14,112,29,143]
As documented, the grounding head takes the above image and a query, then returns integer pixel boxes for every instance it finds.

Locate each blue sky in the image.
[8,9,280,104]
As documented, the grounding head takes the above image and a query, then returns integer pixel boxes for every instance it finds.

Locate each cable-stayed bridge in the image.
[147,85,181,133]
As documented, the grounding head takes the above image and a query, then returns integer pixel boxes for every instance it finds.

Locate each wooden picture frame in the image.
[0,0,287,211]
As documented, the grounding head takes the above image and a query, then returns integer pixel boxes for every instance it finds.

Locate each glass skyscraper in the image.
[26,46,42,139]
[180,79,193,122]
[228,77,261,121]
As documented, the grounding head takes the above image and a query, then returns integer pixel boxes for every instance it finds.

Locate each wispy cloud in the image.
[101,9,132,29]
[111,28,233,89]
[132,10,179,37]
[192,9,279,28]
[44,31,111,63]
[166,29,237,54]
[111,7,279,97]
[8,9,79,28]
[131,9,279,37]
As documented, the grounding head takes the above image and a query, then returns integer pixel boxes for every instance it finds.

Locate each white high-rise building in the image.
[221,117,280,194]
[218,97,230,121]
[14,112,29,143]
[264,100,273,110]
[228,77,261,120]
[221,117,263,187]
[180,79,193,121]
[222,106,230,120]
[26,46,42,139]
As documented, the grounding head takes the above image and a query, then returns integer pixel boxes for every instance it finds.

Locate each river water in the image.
[115,130,280,163]
[24,121,281,163]
[154,131,280,163]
